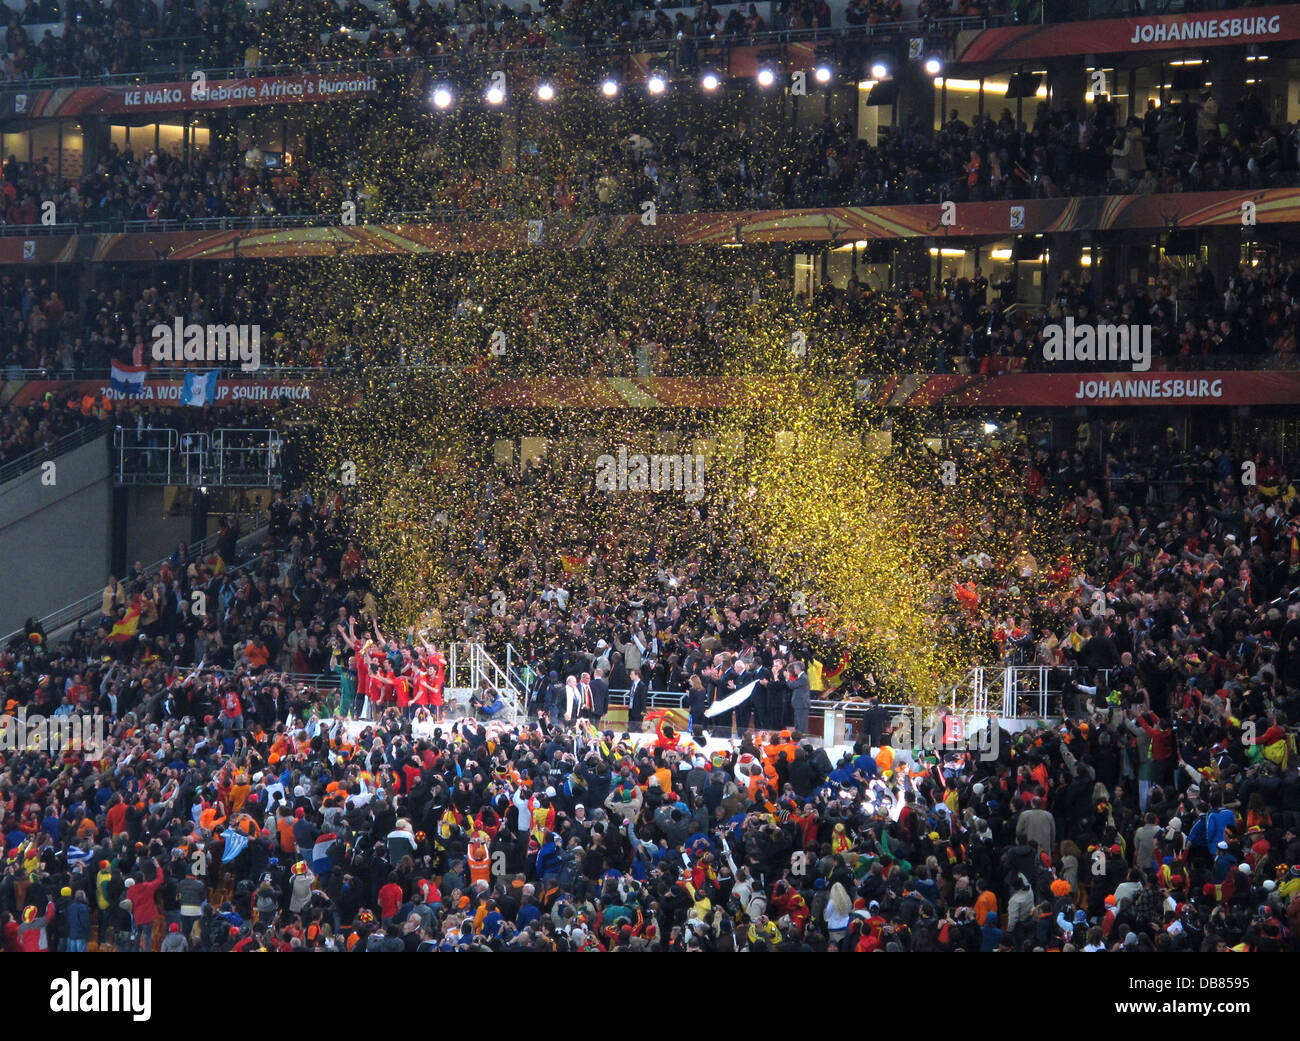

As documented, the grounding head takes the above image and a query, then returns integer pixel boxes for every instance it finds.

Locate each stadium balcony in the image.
[2,188,1299,265]
[0,411,103,484]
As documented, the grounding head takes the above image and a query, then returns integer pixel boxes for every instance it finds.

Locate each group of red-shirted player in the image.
[337,618,447,721]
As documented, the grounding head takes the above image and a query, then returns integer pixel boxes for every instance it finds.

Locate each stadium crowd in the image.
[1,420,1298,951]
[0,84,1291,230]
[3,250,1299,379]
[1,0,1005,83]
[4,0,1298,963]
[0,53,1289,232]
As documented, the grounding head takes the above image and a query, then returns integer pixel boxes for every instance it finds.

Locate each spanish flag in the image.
[823,651,850,691]
[954,582,980,617]
[645,707,689,731]
[559,554,587,575]
[105,599,142,643]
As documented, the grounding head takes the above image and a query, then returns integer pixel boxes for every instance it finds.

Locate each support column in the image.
[894,60,934,133]
[1045,56,1085,118]
[1207,49,1247,126]
[1203,226,1242,284]
[80,115,111,168]
[110,484,128,578]
[895,239,930,290]
[1045,231,1082,303]
[191,488,209,546]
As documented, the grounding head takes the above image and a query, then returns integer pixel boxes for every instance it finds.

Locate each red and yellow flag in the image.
[105,599,142,643]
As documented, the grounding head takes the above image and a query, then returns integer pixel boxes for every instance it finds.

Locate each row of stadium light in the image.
[430,60,940,108]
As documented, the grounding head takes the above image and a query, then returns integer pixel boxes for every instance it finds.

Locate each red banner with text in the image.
[956,5,1300,61]
[0,73,381,119]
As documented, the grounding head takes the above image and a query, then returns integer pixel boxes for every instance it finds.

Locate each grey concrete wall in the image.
[123,486,192,572]
[0,435,112,637]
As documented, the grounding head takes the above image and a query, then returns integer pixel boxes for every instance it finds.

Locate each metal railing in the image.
[0,420,105,485]
[499,643,1124,731]
[598,685,977,715]
[210,428,284,488]
[441,642,526,723]
[114,426,283,488]
[113,426,180,485]
[979,664,1120,720]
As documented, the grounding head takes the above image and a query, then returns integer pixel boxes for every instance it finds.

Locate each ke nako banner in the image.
[0,74,380,119]
[955,5,1300,61]
[868,371,1300,408]
[1,378,316,407]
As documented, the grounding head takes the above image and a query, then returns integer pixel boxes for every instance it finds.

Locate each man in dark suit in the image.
[765,658,791,729]
[1083,622,1122,670]
[750,659,777,730]
[719,655,753,736]
[589,667,610,722]
[545,671,565,717]
[861,695,889,748]
[627,668,648,727]
[255,682,286,730]
[787,661,812,734]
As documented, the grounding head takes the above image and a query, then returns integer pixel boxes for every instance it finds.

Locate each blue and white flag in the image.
[220,826,249,863]
[182,369,219,407]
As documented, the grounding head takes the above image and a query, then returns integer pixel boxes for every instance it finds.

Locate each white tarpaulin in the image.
[705,679,758,718]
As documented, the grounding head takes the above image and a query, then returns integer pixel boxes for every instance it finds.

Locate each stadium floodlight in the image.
[536,82,556,101]
[600,77,618,97]
[701,72,720,92]
[757,67,776,88]
[870,62,889,80]
[432,86,453,109]
[924,57,943,76]
[485,84,505,105]
[647,74,667,94]
[814,64,833,83]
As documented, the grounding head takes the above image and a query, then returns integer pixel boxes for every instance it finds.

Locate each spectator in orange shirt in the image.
[105,796,127,836]
[242,636,270,671]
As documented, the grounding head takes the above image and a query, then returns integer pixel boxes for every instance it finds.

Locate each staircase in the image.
[445,643,529,724]
[954,665,1066,721]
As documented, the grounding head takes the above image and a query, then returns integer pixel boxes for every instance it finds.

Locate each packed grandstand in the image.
[1,0,1299,963]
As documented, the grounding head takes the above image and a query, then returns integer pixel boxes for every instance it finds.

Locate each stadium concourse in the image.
[1,432,1298,954]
